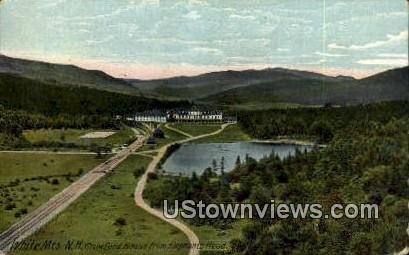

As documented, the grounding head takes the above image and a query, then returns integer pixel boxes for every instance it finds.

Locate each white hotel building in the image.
[128,110,223,123]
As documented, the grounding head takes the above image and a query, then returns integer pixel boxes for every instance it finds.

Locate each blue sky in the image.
[0,0,407,79]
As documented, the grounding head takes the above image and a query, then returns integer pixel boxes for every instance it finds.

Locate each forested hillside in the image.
[0,73,189,116]
[130,67,355,100]
[144,101,409,254]
[200,67,409,107]
[0,55,139,94]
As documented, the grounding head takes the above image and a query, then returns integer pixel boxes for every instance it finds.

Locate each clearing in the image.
[79,131,116,139]
[10,155,189,255]
[0,153,107,232]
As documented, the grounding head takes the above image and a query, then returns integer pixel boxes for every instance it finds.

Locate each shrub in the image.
[147,172,158,181]
[5,203,16,210]
[133,167,145,178]
[153,128,165,138]
[114,217,127,226]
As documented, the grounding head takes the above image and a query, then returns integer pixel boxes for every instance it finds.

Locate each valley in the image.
[0,54,407,255]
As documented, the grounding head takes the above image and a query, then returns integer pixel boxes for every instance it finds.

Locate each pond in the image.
[161,142,312,175]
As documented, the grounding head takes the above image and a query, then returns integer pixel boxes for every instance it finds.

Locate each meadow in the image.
[194,124,250,143]
[23,126,137,150]
[10,155,189,255]
[0,153,107,232]
[168,123,221,137]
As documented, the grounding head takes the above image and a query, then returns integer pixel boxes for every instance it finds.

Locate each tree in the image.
[212,159,218,172]
[309,120,334,143]
[220,157,225,173]
[235,155,241,166]
[153,128,165,138]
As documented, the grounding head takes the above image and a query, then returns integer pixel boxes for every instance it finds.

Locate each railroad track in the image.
[0,136,146,253]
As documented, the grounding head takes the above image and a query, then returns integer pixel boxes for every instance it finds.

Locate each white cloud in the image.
[229,14,256,20]
[328,30,408,50]
[315,51,348,57]
[357,58,408,66]
[183,11,201,20]
[142,0,160,6]
[376,12,407,18]
[192,47,223,55]
[376,53,408,58]
[85,35,115,46]
[38,0,68,10]
[188,0,208,6]
[277,48,290,52]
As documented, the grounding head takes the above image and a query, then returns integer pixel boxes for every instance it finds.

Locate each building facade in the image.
[129,109,224,123]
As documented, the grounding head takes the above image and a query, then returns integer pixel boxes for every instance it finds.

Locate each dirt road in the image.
[0,135,147,253]
[134,123,233,255]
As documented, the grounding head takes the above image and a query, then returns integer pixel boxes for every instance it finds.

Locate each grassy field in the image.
[194,124,250,143]
[23,129,91,144]
[0,153,107,232]
[11,155,189,255]
[23,127,137,150]
[168,123,221,137]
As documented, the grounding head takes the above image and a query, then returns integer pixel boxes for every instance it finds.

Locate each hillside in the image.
[0,73,188,116]
[1,55,406,108]
[0,55,140,95]
[198,66,409,107]
[128,68,355,100]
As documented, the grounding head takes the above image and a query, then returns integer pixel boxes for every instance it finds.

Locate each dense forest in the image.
[238,101,409,143]
[144,101,409,254]
[0,73,189,116]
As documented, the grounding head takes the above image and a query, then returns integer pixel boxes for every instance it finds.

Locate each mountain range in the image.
[0,54,407,109]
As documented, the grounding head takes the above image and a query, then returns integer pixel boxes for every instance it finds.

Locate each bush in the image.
[153,128,165,138]
[5,203,16,210]
[147,172,158,181]
[51,179,59,185]
[133,167,145,178]
[114,217,127,226]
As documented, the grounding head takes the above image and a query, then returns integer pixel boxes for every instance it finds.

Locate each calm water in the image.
[162,142,311,175]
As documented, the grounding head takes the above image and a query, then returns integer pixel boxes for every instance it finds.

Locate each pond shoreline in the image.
[162,141,315,175]
[189,138,326,148]
[251,139,327,148]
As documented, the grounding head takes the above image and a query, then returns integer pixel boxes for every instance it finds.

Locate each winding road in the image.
[0,123,233,255]
[134,123,233,255]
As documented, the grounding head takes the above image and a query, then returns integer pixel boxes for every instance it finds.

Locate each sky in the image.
[0,0,408,79]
